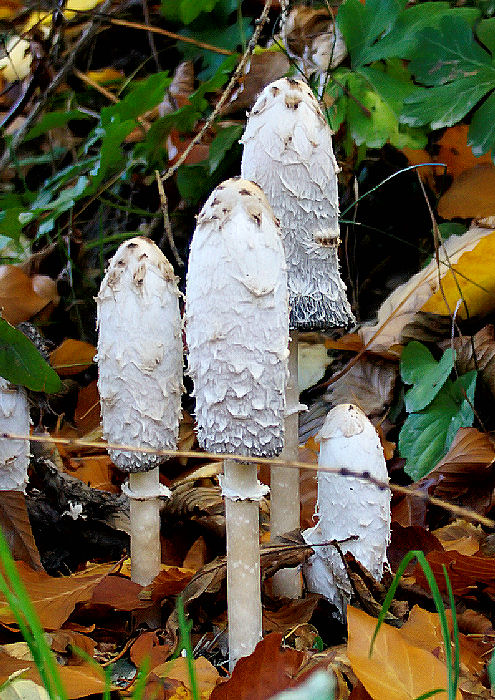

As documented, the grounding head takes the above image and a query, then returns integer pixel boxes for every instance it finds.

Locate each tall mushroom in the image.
[96,237,182,587]
[241,77,354,597]
[302,404,391,616]
[0,378,30,491]
[185,178,289,669]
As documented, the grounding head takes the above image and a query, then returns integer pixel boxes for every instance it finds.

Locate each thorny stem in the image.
[3,431,494,528]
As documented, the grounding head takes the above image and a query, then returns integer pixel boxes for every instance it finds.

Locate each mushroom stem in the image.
[223,459,262,671]
[128,468,162,587]
[270,332,301,598]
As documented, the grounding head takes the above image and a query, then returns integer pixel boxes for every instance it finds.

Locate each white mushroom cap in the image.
[185,178,289,458]
[241,77,354,330]
[303,404,390,615]
[0,378,30,491]
[96,237,182,472]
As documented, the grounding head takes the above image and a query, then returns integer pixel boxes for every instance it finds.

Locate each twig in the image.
[0,0,116,174]
[155,169,183,266]
[2,431,494,527]
[108,18,234,56]
[159,0,273,187]
[141,0,160,71]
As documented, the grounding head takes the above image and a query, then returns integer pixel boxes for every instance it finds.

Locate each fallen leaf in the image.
[436,125,492,178]
[154,656,220,697]
[432,520,484,555]
[262,595,320,635]
[50,339,96,376]
[442,325,495,399]
[413,549,495,597]
[74,380,101,434]
[0,562,115,629]
[347,605,461,700]
[399,605,449,654]
[324,357,398,418]
[210,633,305,699]
[182,536,208,571]
[0,491,43,570]
[223,51,290,114]
[130,630,170,671]
[65,454,118,493]
[0,678,49,700]
[0,267,58,324]
[359,225,492,352]
[49,629,96,664]
[421,229,495,318]
[388,524,442,575]
[90,574,152,611]
[438,164,495,219]
[0,648,106,698]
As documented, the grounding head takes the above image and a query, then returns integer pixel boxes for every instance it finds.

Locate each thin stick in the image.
[5,432,494,527]
[158,0,273,187]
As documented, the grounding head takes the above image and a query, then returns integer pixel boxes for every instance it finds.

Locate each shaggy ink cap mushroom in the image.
[241,77,354,331]
[0,378,30,491]
[96,236,182,472]
[303,404,391,615]
[185,178,289,458]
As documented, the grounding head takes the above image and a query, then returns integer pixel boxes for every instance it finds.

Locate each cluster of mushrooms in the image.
[93,78,391,670]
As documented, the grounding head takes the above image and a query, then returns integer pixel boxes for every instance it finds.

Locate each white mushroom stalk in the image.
[241,77,354,598]
[302,404,391,617]
[186,178,289,669]
[0,378,30,491]
[97,237,182,587]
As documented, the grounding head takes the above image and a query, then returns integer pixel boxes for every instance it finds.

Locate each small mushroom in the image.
[96,237,182,586]
[241,77,354,597]
[185,178,289,668]
[302,404,391,617]
[0,378,30,491]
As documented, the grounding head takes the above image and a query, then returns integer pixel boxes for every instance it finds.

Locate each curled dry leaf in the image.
[0,490,43,570]
[210,633,305,700]
[441,324,495,399]
[0,266,59,325]
[359,224,492,352]
[438,164,495,220]
[432,519,485,556]
[347,605,462,700]
[50,339,96,376]
[262,595,320,635]
[423,427,495,504]
[224,51,291,114]
[130,630,170,672]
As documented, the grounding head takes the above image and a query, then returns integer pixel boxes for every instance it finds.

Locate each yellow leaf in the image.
[65,0,103,20]
[0,37,32,82]
[347,606,461,700]
[50,339,96,375]
[85,68,124,84]
[421,230,495,319]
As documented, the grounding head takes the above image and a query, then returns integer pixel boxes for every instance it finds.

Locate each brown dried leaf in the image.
[426,427,495,503]
[65,454,119,493]
[50,339,96,376]
[154,656,220,697]
[210,633,305,700]
[49,629,96,665]
[0,648,105,698]
[0,491,42,570]
[91,574,151,611]
[438,164,495,219]
[347,606,462,700]
[223,52,290,114]
[0,267,58,324]
[130,630,170,671]
[442,325,495,399]
[262,595,320,635]
[413,549,495,596]
[388,524,442,574]
[74,380,101,435]
[182,536,208,571]
[0,562,115,629]
[432,519,484,555]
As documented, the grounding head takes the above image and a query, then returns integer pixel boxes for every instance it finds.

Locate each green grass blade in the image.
[177,595,200,700]
[443,564,459,698]
[0,526,67,699]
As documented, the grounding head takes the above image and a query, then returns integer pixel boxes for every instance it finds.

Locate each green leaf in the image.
[337,0,407,67]
[207,124,243,174]
[178,21,249,79]
[176,163,209,204]
[23,110,90,142]
[91,120,135,187]
[0,319,61,393]
[401,78,492,129]
[401,342,454,412]
[408,15,493,86]
[100,73,171,127]
[399,371,476,480]
[161,0,223,24]
[467,89,495,156]
[365,4,480,62]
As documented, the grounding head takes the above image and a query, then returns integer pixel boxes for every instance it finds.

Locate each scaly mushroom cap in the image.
[0,378,30,490]
[303,403,390,615]
[96,237,182,472]
[186,178,289,458]
[241,77,354,331]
